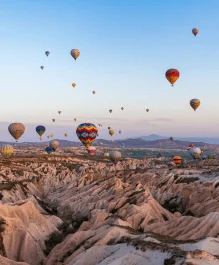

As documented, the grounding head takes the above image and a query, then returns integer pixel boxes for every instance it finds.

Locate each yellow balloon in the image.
[72,83,76,88]
[0,144,14,159]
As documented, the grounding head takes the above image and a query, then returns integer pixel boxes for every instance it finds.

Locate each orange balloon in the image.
[165,69,180,86]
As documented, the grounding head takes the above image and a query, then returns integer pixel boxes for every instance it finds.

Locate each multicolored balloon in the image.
[87,146,96,156]
[189,147,202,159]
[36,125,46,140]
[76,123,98,148]
[190,99,200,111]
[8,123,25,142]
[172,155,182,165]
[40,66,44,70]
[0,144,14,159]
[165,69,180,86]
[45,51,50,57]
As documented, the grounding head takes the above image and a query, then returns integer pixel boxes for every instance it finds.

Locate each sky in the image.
[0,0,219,142]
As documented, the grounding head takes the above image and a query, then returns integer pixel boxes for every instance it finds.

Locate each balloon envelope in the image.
[72,83,76,88]
[190,99,200,111]
[0,144,14,158]
[49,140,59,151]
[45,51,50,56]
[189,147,202,159]
[87,146,96,156]
[45,146,53,154]
[172,155,182,165]
[192,28,199,36]
[36,125,46,138]
[76,123,98,148]
[70,49,80,60]
[8,123,25,141]
[165,69,180,86]
[109,129,115,136]
[109,151,121,163]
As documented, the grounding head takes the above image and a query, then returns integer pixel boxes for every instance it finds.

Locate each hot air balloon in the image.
[187,144,194,150]
[45,146,53,154]
[189,147,202,159]
[167,161,176,169]
[104,152,109,157]
[36,125,46,140]
[146,109,149,112]
[47,135,50,139]
[45,51,50,57]
[50,140,59,151]
[121,107,124,110]
[172,155,182,165]
[50,134,54,138]
[52,119,55,122]
[74,118,77,121]
[109,129,115,136]
[64,133,68,137]
[190,99,200,111]
[70,49,80,60]
[87,146,96,156]
[0,144,14,159]
[92,91,96,94]
[165,69,180,86]
[109,151,121,163]
[40,66,44,70]
[108,127,111,130]
[119,130,122,134]
[192,28,199,37]
[8,123,25,142]
[76,123,98,148]
[58,111,61,114]
[109,109,112,113]
[72,83,76,88]
[170,137,174,141]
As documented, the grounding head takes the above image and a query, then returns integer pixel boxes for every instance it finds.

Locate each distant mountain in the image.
[95,138,219,150]
[139,134,219,144]
[1,137,219,150]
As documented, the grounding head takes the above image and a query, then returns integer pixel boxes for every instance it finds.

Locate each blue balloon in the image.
[36,125,46,137]
[45,146,53,154]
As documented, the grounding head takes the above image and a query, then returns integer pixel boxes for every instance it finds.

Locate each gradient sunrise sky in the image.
[0,0,219,142]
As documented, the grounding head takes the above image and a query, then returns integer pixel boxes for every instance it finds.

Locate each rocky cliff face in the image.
[1,153,219,264]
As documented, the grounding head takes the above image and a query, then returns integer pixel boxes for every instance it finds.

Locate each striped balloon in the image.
[0,144,14,159]
[76,123,98,148]
[165,69,180,86]
[172,155,182,165]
